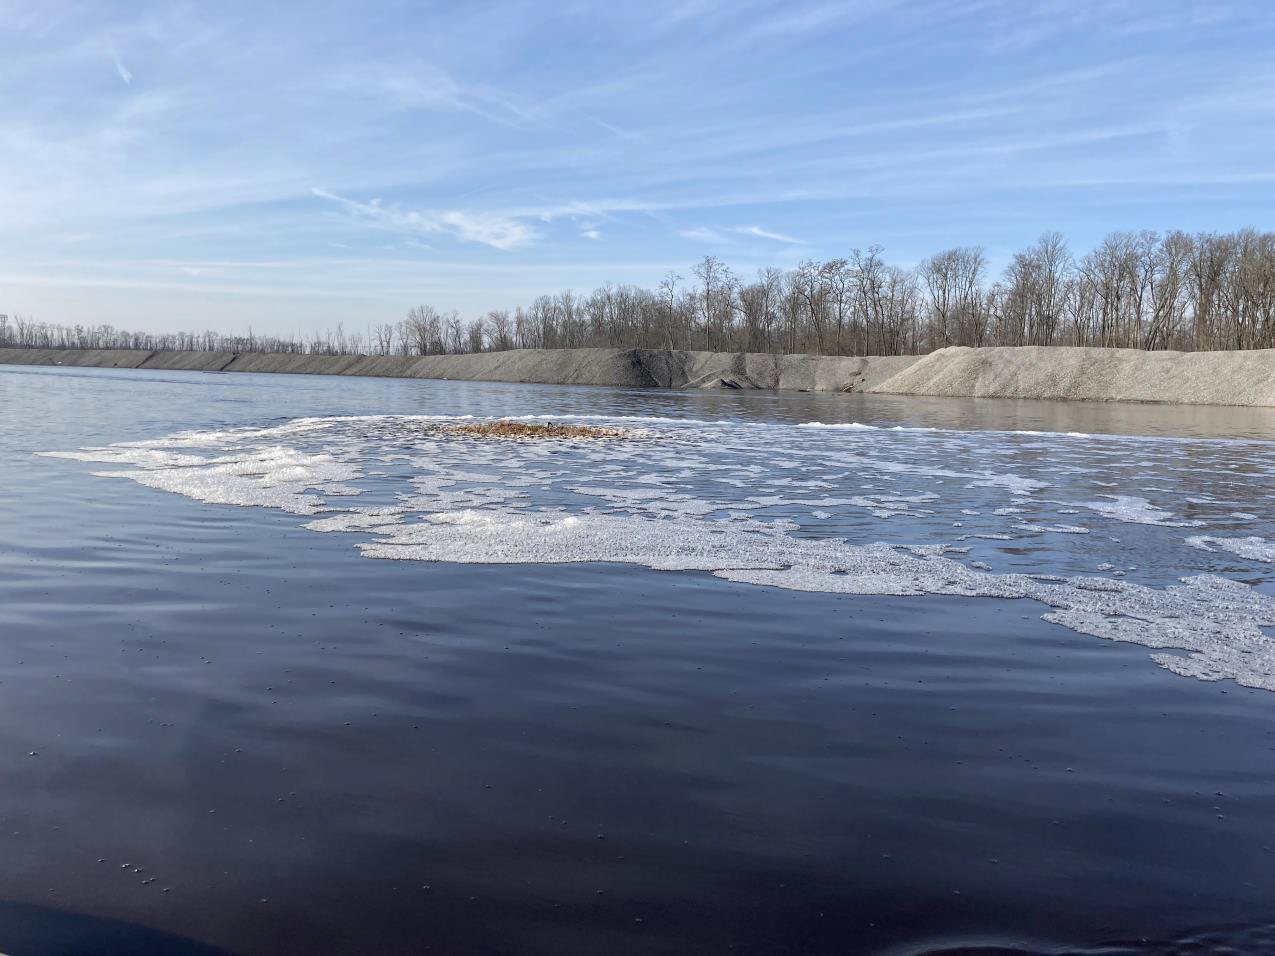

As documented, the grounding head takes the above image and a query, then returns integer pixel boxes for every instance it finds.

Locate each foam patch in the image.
[39,414,1275,690]
[1186,535,1275,563]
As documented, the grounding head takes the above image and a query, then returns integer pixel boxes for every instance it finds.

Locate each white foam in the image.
[796,421,879,430]
[969,474,1049,496]
[40,447,214,468]
[1186,535,1275,563]
[304,509,407,532]
[55,445,359,514]
[1077,495,1202,527]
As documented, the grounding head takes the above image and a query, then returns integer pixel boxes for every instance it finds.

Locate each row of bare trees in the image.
[4,229,1273,357]
[0,316,313,355]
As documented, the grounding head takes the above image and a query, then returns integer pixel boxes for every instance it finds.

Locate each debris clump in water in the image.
[437,421,635,441]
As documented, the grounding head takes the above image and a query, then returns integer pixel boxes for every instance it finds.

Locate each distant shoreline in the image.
[2,345,1273,408]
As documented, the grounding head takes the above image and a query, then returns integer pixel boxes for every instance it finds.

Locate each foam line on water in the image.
[1075,495,1202,527]
[1186,535,1275,562]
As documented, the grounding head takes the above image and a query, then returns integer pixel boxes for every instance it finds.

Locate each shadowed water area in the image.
[3,363,1275,955]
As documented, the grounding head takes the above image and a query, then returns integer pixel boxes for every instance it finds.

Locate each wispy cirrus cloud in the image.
[678,226,727,243]
[328,65,531,130]
[104,33,132,85]
[734,225,803,244]
[312,188,540,251]
[747,0,898,38]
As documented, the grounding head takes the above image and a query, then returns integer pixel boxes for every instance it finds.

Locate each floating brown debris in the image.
[437,421,634,441]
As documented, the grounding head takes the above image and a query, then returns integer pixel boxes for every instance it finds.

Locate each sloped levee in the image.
[867,345,1275,407]
[0,347,155,368]
[218,348,661,385]
[3,345,1274,406]
[627,350,922,391]
[140,351,238,371]
[406,348,662,387]
[0,349,236,371]
[215,348,919,390]
[224,352,367,375]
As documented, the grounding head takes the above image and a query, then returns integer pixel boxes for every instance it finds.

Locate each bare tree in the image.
[657,272,683,350]
[446,311,464,354]
[486,310,513,351]
[373,323,396,355]
[692,256,733,352]
[791,259,830,354]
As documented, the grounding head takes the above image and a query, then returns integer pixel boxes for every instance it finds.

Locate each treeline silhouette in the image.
[3,229,1273,357]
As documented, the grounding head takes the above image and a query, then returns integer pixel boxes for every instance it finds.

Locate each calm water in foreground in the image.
[3,363,1275,956]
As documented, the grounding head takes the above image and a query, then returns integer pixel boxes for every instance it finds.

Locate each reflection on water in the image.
[890,920,1275,955]
[3,363,1275,956]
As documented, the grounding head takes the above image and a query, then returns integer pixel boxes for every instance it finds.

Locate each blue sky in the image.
[2,0,1273,336]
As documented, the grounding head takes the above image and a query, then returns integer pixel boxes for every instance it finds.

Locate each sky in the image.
[2,0,1273,337]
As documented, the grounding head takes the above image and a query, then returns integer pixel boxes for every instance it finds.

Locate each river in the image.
[3,363,1275,955]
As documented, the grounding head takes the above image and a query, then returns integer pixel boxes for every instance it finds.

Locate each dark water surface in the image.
[3,364,1275,956]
